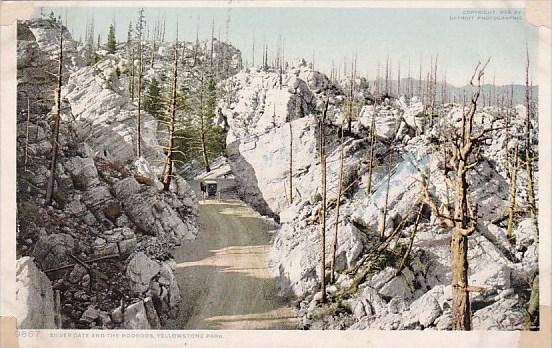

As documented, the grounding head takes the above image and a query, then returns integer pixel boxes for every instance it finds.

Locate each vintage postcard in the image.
[0,1,550,347]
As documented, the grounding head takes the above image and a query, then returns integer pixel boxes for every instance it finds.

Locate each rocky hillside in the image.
[15,16,539,332]
[16,19,199,329]
[218,58,539,330]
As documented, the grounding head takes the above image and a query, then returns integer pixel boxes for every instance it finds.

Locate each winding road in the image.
[165,199,299,329]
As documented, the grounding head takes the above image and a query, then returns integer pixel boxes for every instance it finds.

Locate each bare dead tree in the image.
[210,18,215,67]
[433,54,438,112]
[129,47,135,102]
[347,57,356,134]
[506,143,519,241]
[375,61,381,99]
[385,55,389,96]
[161,16,166,42]
[503,85,513,178]
[423,58,491,330]
[397,61,401,97]
[24,96,31,172]
[45,27,64,206]
[289,113,293,204]
[136,39,143,158]
[150,18,157,68]
[396,201,424,275]
[330,124,345,283]
[366,107,376,193]
[251,33,255,67]
[380,164,392,240]
[319,98,329,303]
[418,58,423,103]
[525,46,536,218]
[162,37,179,191]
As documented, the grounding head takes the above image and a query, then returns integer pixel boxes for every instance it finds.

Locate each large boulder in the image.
[126,252,161,294]
[354,287,387,318]
[119,300,151,329]
[269,218,366,297]
[15,257,56,329]
[472,297,524,330]
[357,105,399,140]
[32,233,75,269]
[401,285,444,328]
[112,177,197,243]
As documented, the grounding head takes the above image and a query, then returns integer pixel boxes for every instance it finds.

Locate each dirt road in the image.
[165,199,299,329]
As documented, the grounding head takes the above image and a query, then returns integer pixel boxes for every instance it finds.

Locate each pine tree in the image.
[205,76,226,160]
[127,21,133,45]
[107,24,116,54]
[143,77,163,119]
[196,74,210,172]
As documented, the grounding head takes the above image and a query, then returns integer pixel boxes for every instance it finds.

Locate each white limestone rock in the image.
[15,257,56,329]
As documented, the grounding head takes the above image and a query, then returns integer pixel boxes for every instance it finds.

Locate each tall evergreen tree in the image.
[204,76,226,159]
[127,21,133,45]
[107,24,116,54]
[143,77,163,119]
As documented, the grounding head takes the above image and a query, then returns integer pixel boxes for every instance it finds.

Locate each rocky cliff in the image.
[218,58,539,330]
[16,18,199,329]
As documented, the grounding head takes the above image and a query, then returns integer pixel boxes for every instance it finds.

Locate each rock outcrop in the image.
[15,257,57,329]
[16,18,199,329]
[218,57,539,330]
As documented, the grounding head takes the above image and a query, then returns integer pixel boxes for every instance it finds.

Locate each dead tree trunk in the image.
[418,61,423,103]
[45,27,64,206]
[385,56,389,96]
[319,98,329,303]
[423,59,491,330]
[433,55,438,113]
[330,125,345,283]
[503,91,511,178]
[129,48,135,102]
[397,61,401,97]
[24,96,31,172]
[162,41,179,191]
[380,165,392,240]
[150,38,156,68]
[199,73,211,173]
[525,48,536,218]
[279,41,284,89]
[396,201,424,275]
[162,17,166,42]
[347,57,355,134]
[506,144,519,241]
[289,119,293,203]
[366,108,376,193]
[136,41,143,158]
[210,18,214,67]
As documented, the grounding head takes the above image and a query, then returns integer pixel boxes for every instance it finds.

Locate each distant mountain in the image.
[371,77,537,106]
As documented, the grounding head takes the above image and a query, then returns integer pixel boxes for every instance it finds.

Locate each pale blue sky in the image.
[40,6,538,87]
